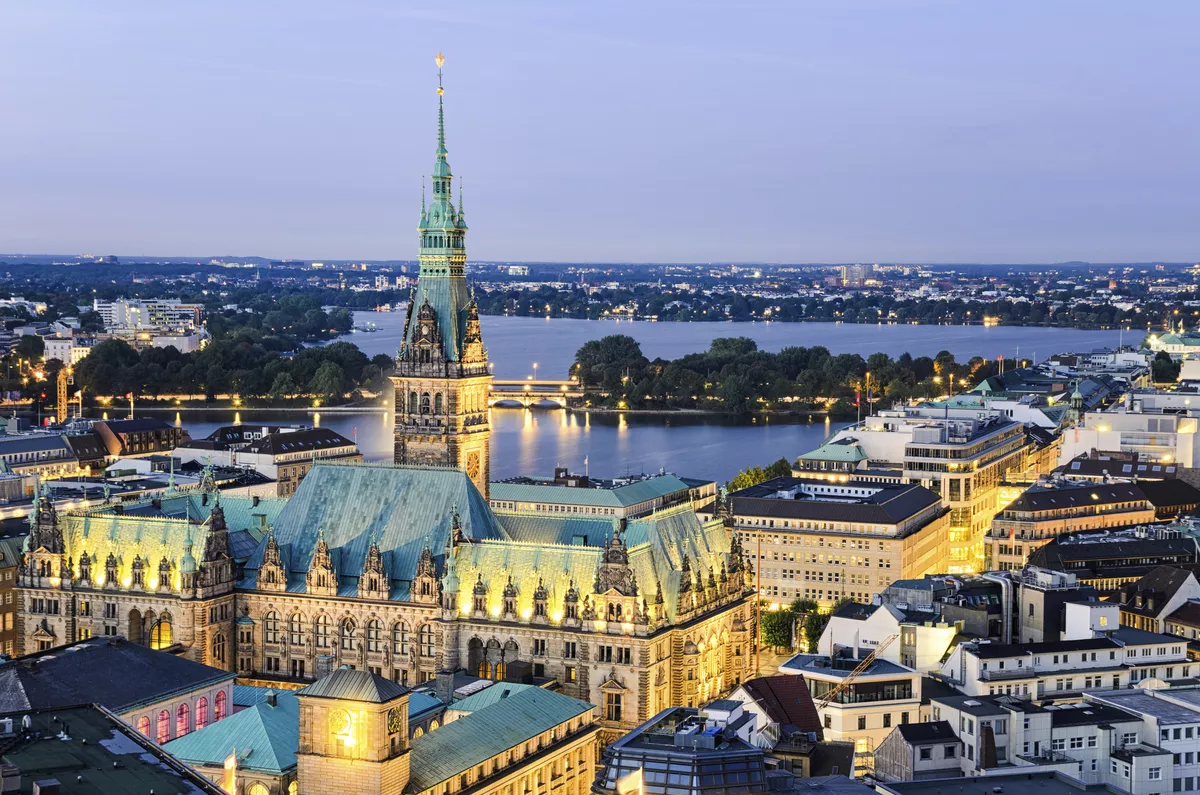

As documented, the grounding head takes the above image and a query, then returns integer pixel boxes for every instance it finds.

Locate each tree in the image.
[1152,351,1180,384]
[269,372,298,398]
[759,607,794,652]
[308,361,348,399]
[14,335,44,361]
[790,598,819,615]
[803,611,830,654]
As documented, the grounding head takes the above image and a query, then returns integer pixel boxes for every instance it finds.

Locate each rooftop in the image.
[728,476,942,527]
[1087,689,1200,725]
[407,687,594,792]
[877,770,1126,795]
[894,720,960,744]
[737,675,823,740]
[297,666,409,704]
[165,690,299,775]
[0,704,225,794]
[779,652,914,680]
[0,636,235,714]
[489,473,693,509]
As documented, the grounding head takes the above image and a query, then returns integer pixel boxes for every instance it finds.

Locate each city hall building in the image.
[16,63,754,747]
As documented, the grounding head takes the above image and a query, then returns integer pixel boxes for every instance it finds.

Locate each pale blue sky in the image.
[1,1,1197,264]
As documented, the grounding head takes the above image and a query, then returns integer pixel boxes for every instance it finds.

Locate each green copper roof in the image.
[165,690,299,775]
[475,504,730,621]
[298,666,410,704]
[241,462,507,597]
[408,687,594,792]
[797,442,868,463]
[490,475,692,509]
[449,682,538,714]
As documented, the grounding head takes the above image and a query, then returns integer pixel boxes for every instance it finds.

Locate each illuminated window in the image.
[196,698,209,729]
[137,715,150,736]
[341,618,358,651]
[215,691,227,721]
[156,709,170,744]
[150,614,173,650]
[176,702,190,736]
[1100,616,1108,627]
[248,785,270,795]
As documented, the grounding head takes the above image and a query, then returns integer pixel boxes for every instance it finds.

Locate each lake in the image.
[162,314,1121,484]
[340,311,1129,380]
[149,408,847,485]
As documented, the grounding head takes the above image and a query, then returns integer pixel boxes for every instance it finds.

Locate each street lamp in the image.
[532,362,538,381]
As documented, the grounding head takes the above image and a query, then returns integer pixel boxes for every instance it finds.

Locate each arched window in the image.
[315,615,330,648]
[495,661,507,681]
[430,719,440,731]
[137,716,150,736]
[409,391,418,414]
[215,691,227,721]
[263,611,280,644]
[211,632,226,665]
[176,702,190,737]
[419,624,435,657]
[289,612,305,646]
[156,709,170,744]
[366,619,382,653]
[341,617,357,651]
[477,660,491,678]
[196,698,209,729]
[248,785,270,795]
[420,393,431,415]
[413,727,424,738]
[434,393,443,414]
[150,615,173,650]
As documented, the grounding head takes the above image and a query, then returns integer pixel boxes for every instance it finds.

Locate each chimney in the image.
[31,780,58,795]
[434,669,455,704]
[265,689,277,708]
[252,495,261,507]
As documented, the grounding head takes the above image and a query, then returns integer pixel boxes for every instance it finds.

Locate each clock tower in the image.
[295,666,411,794]
[391,51,492,498]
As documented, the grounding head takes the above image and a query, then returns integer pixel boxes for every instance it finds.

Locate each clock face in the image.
[466,452,480,481]
[329,709,351,736]
[387,706,403,735]
[421,324,429,336]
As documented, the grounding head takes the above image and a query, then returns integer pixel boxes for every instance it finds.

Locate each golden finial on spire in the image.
[436,51,445,95]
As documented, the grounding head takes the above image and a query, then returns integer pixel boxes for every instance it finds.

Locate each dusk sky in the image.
[2,2,1198,264]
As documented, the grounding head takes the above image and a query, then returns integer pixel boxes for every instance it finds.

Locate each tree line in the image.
[572,334,1008,415]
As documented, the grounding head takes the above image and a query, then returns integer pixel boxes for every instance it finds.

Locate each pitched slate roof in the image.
[739,675,823,740]
[298,666,410,703]
[728,477,942,528]
[1112,566,1200,617]
[895,720,959,744]
[408,688,594,792]
[1002,482,1146,513]
[0,637,234,713]
[165,690,299,774]
[243,428,356,456]
[1167,601,1200,629]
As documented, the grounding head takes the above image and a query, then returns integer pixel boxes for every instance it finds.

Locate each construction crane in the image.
[815,633,899,710]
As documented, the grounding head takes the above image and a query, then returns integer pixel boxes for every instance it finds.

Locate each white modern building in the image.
[92,298,204,331]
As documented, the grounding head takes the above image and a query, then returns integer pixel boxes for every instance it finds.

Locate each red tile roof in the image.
[741,675,823,741]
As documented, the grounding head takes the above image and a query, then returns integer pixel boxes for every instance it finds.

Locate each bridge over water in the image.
[488,379,589,408]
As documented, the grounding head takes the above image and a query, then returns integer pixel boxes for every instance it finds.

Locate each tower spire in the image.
[436,51,447,156]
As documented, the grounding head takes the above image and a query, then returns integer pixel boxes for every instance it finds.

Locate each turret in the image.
[532,578,548,624]
[472,573,488,618]
[360,529,390,600]
[306,527,337,597]
[501,576,517,621]
[256,526,287,592]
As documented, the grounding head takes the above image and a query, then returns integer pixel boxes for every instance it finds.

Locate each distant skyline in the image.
[2,2,1199,264]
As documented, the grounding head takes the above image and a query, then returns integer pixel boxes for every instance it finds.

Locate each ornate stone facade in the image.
[390,59,491,498]
[17,464,756,741]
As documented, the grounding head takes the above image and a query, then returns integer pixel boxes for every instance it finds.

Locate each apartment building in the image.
[929,693,1171,792]
[779,650,923,774]
[1109,566,1200,634]
[92,298,204,331]
[1062,391,1200,466]
[1089,688,1200,794]
[985,479,1200,572]
[1026,527,1199,595]
[940,615,1192,699]
[710,476,949,608]
[811,407,1032,574]
[817,600,958,673]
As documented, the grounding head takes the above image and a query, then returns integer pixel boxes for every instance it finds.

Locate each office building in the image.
[810,407,1032,573]
[707,476,949,608]
[92,297,204,331]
